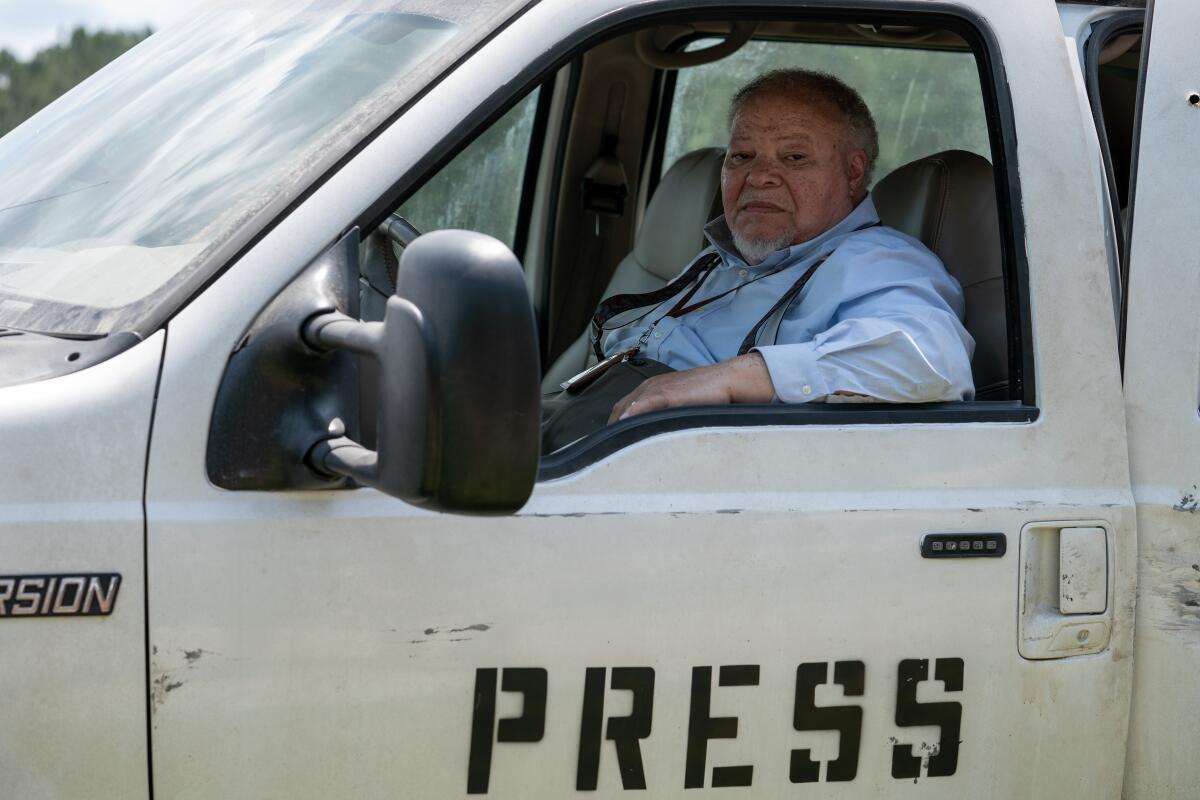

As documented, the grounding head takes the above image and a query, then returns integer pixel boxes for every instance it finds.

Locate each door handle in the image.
[1018,522,1112,659]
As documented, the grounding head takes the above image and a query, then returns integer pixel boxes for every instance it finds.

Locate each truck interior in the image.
[361,9,1039,468]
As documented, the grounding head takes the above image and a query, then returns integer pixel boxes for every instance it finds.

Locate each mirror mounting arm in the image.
[303,311,382,358]
[306,431,379,484]
[301,299,426,494]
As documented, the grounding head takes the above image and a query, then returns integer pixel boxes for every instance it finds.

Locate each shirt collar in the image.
[703,195,881,269]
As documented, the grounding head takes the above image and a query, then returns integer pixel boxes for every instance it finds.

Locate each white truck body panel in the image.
[0,332,163,800]
[7,1,1198,798]
[140,1,1137,797]
[1121,0,1200,794]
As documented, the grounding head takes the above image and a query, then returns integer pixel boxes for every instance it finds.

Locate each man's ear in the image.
[846,149,868,199]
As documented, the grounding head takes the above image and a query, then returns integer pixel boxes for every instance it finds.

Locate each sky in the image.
[0,0,203,59]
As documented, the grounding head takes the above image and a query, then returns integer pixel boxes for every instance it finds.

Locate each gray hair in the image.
[728,69,880,185]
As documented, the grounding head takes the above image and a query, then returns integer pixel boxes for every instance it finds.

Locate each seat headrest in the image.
[871,150,999,280]
[872,149,1008,398]
[634,147,725,281]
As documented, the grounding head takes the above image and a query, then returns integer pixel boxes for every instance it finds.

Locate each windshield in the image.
[0,0,524,337]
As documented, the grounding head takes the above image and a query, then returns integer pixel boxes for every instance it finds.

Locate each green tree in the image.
[0,27,151,137]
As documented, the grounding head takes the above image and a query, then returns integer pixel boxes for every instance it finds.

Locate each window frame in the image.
[1082,10,1144,283]
[346,1,1037,480]
[1081,7,1149,373]
[391,82,554,260]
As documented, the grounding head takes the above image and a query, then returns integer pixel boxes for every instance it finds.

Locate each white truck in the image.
[0,0,1194,797]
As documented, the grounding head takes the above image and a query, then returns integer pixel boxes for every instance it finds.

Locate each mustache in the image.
[736,194,789,210]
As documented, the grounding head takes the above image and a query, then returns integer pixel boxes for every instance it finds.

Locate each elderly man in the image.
[598,68,974,422]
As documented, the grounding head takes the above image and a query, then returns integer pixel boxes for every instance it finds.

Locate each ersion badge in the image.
[0,574,121,617]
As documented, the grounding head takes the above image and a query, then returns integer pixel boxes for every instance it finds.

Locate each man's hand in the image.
[608,352,776,423]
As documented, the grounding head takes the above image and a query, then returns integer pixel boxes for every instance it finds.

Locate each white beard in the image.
[731,229,795,265]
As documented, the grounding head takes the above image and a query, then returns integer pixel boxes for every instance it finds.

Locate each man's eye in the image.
[785,153,806,162]
[728,153,750,163]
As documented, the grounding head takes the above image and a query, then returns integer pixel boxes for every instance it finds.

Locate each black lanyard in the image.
[663,257,793,319]
[590,221,880,359]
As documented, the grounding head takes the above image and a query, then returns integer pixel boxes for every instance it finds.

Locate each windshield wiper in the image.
[0,181,110,215]
[0,325,109,341]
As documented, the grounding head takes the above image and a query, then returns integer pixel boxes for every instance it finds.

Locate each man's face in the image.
[721,90,868,264]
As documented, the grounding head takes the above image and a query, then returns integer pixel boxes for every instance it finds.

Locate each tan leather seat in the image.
[542,147,726,391]
[544,147,1008,400]
[872,150,1009,399]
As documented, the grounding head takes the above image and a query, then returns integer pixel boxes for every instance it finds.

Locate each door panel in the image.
[146,1,1134,798]
[1120,2,1200,797]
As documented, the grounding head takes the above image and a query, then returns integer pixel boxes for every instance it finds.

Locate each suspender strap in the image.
[590,252,720,359]
[737,221,880,354]
[590,222,881,360]
[735,255,828,356]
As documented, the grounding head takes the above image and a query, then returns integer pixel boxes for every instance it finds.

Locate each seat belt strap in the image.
[581,84,630,218]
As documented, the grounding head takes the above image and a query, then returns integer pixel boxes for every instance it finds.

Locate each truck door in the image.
[144,1,1135,798]
[1119,1,1200,797]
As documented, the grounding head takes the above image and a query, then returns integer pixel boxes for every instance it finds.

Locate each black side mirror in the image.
[304,230,540,513]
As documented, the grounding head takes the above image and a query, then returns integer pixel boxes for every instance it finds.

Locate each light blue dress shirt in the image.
[602,196,976,403]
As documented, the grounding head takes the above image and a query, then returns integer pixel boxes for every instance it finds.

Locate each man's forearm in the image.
[723,351,776,403]
[609,352,775,422]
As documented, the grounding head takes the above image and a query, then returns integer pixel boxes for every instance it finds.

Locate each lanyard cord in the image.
[735,255,827,355]
[662,255,800,319]
[589,251,720,359]
[589,221,880,360]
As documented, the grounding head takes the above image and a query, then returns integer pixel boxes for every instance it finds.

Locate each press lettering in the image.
[791,660,865,783]
[467,667,548,794]
[891,658,963,779]
[684,665,759,789]
[576,667,655,790]
[462,659,967,792]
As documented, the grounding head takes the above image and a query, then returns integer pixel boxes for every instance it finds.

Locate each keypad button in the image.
[923,533,1006,558]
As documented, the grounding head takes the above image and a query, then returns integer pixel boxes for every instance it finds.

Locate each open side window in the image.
[357,5,1034,479]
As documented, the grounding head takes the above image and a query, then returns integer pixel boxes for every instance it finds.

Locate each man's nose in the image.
[744,157,781,187]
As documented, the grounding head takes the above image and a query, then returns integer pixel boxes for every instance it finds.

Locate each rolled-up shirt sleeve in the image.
[754,237,976,404]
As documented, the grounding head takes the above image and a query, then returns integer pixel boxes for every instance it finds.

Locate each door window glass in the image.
[662,39,990,185]
[397,89,540,250]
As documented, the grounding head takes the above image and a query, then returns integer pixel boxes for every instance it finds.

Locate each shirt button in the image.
[802,385,813,395]
[654,331,662,339]
[738,268,748,278]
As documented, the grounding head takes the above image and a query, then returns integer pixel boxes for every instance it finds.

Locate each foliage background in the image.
[0,27,149,137]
